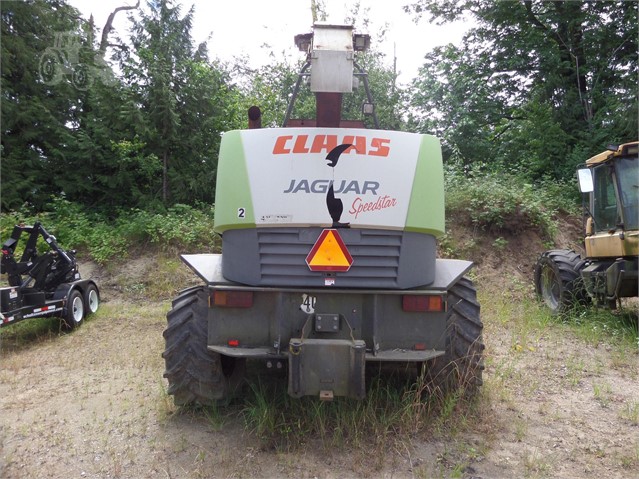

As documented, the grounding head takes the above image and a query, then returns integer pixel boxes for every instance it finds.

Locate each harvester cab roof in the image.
[585,141,639,166]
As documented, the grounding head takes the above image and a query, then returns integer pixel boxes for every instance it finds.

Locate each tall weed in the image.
[240,368,481,454]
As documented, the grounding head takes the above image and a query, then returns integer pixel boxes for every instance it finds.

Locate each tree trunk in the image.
[162,149,169,204]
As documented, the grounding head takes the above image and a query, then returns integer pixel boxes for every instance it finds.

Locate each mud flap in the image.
[288,338,366,400]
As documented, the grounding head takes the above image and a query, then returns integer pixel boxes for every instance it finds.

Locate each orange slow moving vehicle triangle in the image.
[305,229,353,272]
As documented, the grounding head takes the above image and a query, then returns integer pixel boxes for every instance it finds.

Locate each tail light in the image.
[402,295,445,312]
[212,290,254,308]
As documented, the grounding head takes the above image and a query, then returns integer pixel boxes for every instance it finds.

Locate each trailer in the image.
[1,222,99,330]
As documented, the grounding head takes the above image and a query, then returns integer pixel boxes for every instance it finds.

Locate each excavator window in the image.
[591,163,620,232]
[616,156,639,230]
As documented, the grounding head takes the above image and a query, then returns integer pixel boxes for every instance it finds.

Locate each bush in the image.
[444,164,579,239]
[2,173,579,266]
[1,197,217,265]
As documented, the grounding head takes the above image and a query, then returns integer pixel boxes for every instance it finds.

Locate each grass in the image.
[157,380,178,423]
[156,363,489,473]
[618,442,639,470]
[239,373,426,453]
[592,381,613,408]
[564,354,587,387]
[478,282,638,465]
[561,305,638,348]
[481,284,638,362]
[0,306,107,353]
[619,400,639,425]
[523,448,553,477]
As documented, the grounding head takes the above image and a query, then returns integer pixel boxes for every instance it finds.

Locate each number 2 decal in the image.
[238,207,246,218]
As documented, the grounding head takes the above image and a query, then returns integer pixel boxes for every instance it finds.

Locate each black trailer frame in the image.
[1,222,99,329]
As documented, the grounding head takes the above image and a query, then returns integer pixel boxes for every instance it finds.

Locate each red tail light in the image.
[402,295,444,312]
[212,290,254,308]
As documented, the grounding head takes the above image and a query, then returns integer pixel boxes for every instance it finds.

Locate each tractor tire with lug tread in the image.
[62,289,85,330]
[534,249,589,315]
[425,276,484,396]
[163,286,245,407]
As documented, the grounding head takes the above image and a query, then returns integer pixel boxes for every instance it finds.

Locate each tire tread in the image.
[426,277,484,395]
[162,287,228,406]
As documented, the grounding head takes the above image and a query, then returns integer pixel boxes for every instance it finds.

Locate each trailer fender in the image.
[180,253,228,285]
[52,280,86,299]
[431,259,474,291]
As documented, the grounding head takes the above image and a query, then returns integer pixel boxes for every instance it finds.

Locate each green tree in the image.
[405,0,638,180]
[347,49,408,131]
[124,0,194,204]
[168,57,238,204]
[41,5,161,212]
[1,0,146,212]
[1,0,83,210]
[237,57,312,128]
[123,0,237,205]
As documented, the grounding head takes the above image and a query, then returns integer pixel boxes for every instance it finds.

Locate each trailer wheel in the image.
[163,287,245,407]
[62,290,85,330]
[425,276,484,397]
[534,249,588,314]
[84,284,100,315]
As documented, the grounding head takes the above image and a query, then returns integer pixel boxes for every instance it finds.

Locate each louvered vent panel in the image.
[257,228,402,286]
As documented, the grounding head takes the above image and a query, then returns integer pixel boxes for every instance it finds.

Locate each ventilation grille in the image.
[257,228,402,287]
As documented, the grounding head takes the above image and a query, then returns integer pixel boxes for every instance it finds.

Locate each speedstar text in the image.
[349,196,398,219]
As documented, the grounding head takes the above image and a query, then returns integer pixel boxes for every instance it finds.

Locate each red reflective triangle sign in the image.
[306,229,353,272]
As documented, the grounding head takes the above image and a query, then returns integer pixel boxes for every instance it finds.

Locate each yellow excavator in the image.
[535,141,638,313]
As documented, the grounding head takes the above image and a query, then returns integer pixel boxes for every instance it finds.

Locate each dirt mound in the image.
[78,253,202,304]
[443,212,584,292]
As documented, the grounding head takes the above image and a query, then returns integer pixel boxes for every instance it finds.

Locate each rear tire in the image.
[534,250,588,314]
[84,284,99,315]
[62,290,85,330]
[163,287,245,407]
[425,277,484,396]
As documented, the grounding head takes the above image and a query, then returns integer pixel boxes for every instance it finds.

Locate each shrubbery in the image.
[0,198,217,265]
[444,163,580,239]
[0,171,581,265]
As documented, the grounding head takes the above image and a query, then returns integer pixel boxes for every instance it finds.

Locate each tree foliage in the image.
[1,0,84,210]
[8,0,623,217]
[1,0,242,212]
[406,0,638,180]
[123,0,230,205]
